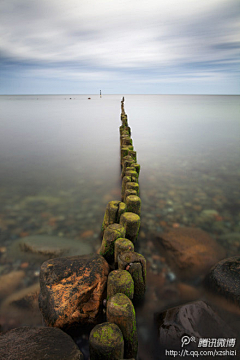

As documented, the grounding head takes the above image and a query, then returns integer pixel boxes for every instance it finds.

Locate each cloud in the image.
[0,0,239,93]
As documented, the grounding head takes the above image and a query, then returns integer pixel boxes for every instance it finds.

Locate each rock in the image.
[156,300,236,351]
[9,235,93,262]
[1,282,40,309]
[198,209,219,223]
[0,326,83,360]
[155,227,226,279]
[39,254,109,329]
[0,283,42,331]
[205,256,240,306]
[0,270,25,299]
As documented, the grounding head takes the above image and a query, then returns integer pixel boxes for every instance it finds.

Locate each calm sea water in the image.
[0,94,240,357]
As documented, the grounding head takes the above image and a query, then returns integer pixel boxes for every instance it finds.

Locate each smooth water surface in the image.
[0,94,239,358]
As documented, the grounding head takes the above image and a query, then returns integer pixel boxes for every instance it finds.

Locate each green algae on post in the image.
[132,163,140,175]
[117,202,127,223]
[118,251,147,301]
[89,322,124,360]
[121,176,131,199]
[124,170,138,181]
[107,293,138,359]
[120,212,140,243]
[107,269,134,300]
[126,182,139,196]
[114,238,134,268]
[121,148,130,163]
[102,201,126,231]
[100,224,126,264]
[128,150,137,162]
[126,195,141,216]
[123,189,137,203]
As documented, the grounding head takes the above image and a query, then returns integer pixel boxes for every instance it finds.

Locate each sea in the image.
[0,94,239,358]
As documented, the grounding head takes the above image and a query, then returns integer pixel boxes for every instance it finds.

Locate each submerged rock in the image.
[0,326,83,360]
[0,270,25,299]
[39,254,109,329]
[10,235,93,261]
[155,227,226,279]
[156,300,236,351]
[205,256,240,306]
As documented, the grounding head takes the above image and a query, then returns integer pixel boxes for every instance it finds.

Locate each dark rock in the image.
[39,254,109,330]
[156,300,236,352]
[155,227,226,279]
[0,326,83,360]
[205,256,240,306]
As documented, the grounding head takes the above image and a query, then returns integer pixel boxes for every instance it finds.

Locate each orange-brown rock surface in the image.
[39,254,109,329]
[155,227,226,279]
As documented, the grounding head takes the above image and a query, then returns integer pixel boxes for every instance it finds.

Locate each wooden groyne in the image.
[89,97,146,359]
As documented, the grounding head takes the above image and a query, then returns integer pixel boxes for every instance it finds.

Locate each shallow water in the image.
[0,94,240,358]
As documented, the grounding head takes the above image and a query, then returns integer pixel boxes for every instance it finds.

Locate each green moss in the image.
[92,323,123,345]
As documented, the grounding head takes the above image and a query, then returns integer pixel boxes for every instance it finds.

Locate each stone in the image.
[0,283,42,332]
[198,209,219,223]
[39,254,109,329]
[10,235,93,262]
[205,256,240,306]
[0,326,83,360]
[155,227,226,279]
[0,270,25,299]
[156,300,236,351]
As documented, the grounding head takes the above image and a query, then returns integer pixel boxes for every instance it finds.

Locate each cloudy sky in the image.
[0,0,239,94]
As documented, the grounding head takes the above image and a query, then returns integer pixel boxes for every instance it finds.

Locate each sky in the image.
[0,0,239,94]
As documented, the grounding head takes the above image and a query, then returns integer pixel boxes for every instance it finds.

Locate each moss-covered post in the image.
[121,148,130,163]
[128,150,137,162]
[107,293,138,359]
[114,238,134,268]
[122,137,133,147]
[121,175,131,199]
[125,195,141,216]
[107,270,134,300]
[124,170,138,181]
[120,212,140,243]
[89,322,124,360]
[120,125,131,136]
[132,163,140,175]
[102,201,127,232]
[100,224,126,264]
[122,155,135,174]
[125,182,139,196]
[123,189,137,202]
[118,251,146,301]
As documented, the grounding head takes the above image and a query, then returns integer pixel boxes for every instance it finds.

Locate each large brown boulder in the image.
[39,254,109,329]
[0,326,83,360]
[156,227,226,279]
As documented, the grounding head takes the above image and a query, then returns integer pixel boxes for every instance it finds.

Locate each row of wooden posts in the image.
[88,98,147,359]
